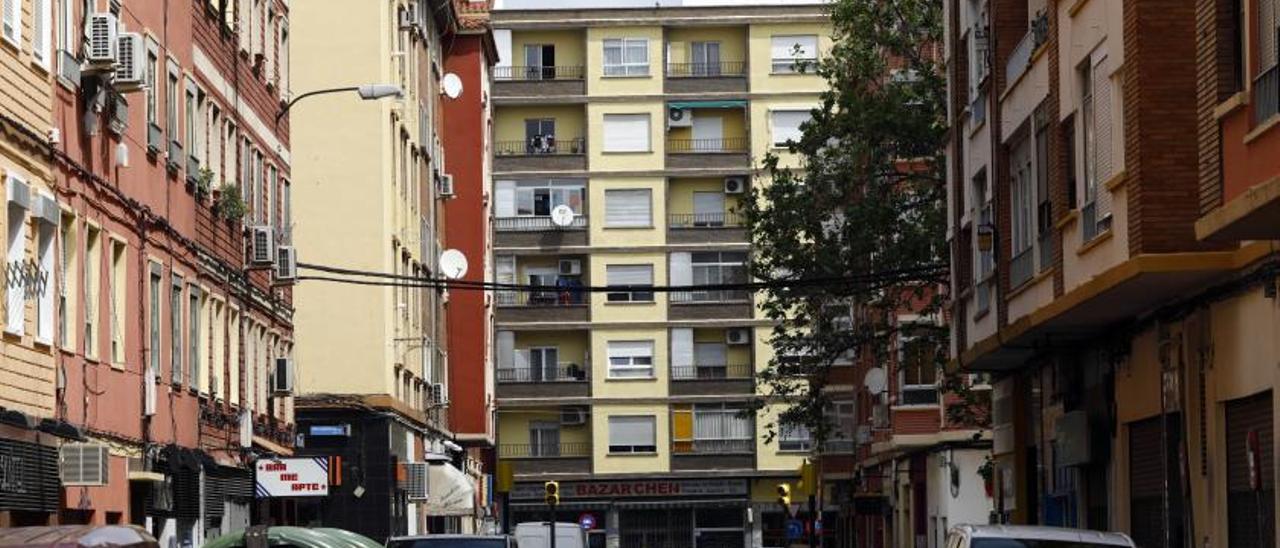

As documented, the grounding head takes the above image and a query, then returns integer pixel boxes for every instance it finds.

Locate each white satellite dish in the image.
[442,73,464,99]
[550,204,576,228]
[863,367,887,395]
[438,249,469,280]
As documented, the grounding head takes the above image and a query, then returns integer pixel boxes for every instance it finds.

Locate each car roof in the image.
[389,535,509,540]
[955,525,1134,546]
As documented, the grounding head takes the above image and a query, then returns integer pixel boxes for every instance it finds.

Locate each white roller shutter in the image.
[608,416,655,447]
[606,264,652,286]
[602,114,651,152]
[497,331,514,368]
[771,110,809,146]
[671,328,694,369]
[669,252,692,287]
[771,35,817,60]
[495,181,516,217]
[605,189,651,227]
[1091,50,1114,222]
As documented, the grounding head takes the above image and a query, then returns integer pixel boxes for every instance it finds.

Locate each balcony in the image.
[496,362,590,400]
[669,289,752,320]
[1004,11,1049,89]
[664,61,748,94]
[665,137,751,170]
[668,212,747,244]
[670,363,753,396]
[498,442,593,476]
[494,137,587,173]
[664,103,750,171]
[494,216,589,248]
[671,438,754,470]
[493,65,586,98]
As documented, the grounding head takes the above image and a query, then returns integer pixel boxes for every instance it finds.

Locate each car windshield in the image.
[972,540,1126,548]
[387,539,506,548]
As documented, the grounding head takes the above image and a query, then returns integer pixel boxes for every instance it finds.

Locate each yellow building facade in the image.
[491,4,830,547]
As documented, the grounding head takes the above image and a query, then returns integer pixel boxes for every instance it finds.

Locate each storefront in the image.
[0,430,61,526]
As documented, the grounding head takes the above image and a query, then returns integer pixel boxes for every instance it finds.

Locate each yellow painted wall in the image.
[586,26,664,96]
[510,30,586,70]
[494,105,587,143]
[665,27,748,66]
[592,403,670,473]
[588,177,666,246]
[588,251,668,323]
[588,102,666,171]
[515,331,590,368]
[668,178,743,217]
[1060,187,1130,295]
[591,327,669,398]
[750,98,821,171]
[756,402,811,471]
[666,108,748,144]
[693,328,752,366]
[748,22,833,94]
[497,409,591,446]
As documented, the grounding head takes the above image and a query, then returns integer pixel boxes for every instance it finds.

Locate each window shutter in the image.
[771,111,809,145]
[671,328,693,369]
[1091,51,1113,221]
[496,331,514,368]
[602,114,650,152]
[495,181,516,217]
[694,343,726,366]
[2,0,20,46]
[672,406,693,443]
[607,340,653,360]
[6,179,29,336]
[605,189,651,227]
[33,0,49,65]
[1262,0,1278,73]
[771,35,816,59]
[606,265,652,287]
[609,416,655,447]
[669,252,692,287]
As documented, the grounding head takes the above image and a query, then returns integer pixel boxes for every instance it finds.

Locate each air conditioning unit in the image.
[61,443,110,486]
[560,407,587,426]
[437,174,455,198]
[401,462,429,500]
[86,13,119,68]
[430,383,447,405]
[114,33,144,90]
[667,107,693,128]
[723,176,746,194]
[275,246,297,282]
[250,226,275,265]
[558,259,582,276]
[726,328,750,345]
[271,357,294,394]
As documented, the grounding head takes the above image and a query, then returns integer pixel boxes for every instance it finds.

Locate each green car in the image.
[206,527,382,548]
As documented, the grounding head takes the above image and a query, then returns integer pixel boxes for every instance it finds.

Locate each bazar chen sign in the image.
[256,458,329,497]
[512,479,747,500]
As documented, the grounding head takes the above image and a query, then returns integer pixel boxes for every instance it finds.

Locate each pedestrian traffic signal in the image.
[776,483,791,507]
[544,481,560,506]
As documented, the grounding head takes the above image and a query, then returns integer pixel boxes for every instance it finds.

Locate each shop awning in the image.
[426,463,475,516]
[668,100,747,109]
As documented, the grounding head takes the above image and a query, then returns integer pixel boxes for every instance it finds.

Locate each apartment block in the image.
[489,4,830,547]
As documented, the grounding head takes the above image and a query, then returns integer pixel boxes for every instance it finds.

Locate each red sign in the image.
[512,479,746,500]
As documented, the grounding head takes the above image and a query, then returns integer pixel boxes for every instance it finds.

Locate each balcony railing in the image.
[668,212,744,228]
[673,438,754,455]
[665,61,747,78]
[1255,64,1280,125]
[497,289,588,307]
[495,137,586,156]
[820,439,856,454]
[494,215,588,232]
[494,65,585,81]
[499,442,592,458]
[1005,30,1036,86]
[667,137,749,154]
[670,289,750,304]
[900,387,940,406]
[670,363,752,380]
[496,363,589,383]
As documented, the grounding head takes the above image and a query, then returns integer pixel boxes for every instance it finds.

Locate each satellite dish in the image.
[863,367,887,395]
[438,249,469,280]
[550,204,576,228]
[442,73,464,99]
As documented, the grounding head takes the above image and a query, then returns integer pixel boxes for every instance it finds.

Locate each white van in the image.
[513,522,585,548]
[945,524,1136,548]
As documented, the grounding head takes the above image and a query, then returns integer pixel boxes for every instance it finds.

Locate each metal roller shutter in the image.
[1226,391,1275,548]
[1128,413,1184,548]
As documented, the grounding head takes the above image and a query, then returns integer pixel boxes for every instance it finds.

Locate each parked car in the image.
[946,525,1136,548]
[386,534,514,548]
[513,523,585,548]
[206,526,380,548]
[0,525,158,548]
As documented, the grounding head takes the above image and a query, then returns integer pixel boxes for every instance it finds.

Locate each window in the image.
[167,67,180,142]
[770,110,810,147]
[145,50,159,126]
[1079,50,1113,240]
[688,41,722,76]
[211,299,224,398]
[495,180,585,219]
[84,225,100,359]
[602,114,651,153]
[228,307,240,406]
[35,214,55,344]
[603,38,648,76]
[1009,132,1034,288]
[109,240,125,365]
[606,340,654,379]
[607,416,656,453]
[189,285,201,392]
[5,183,28,335]
[282,180,291,242]
[2,0,20,47]
[523,43,556,80]
[779,422,812,452]
[1257,0,1279,121]
[58,0,74,54]
[524,118,556,154]
[517,346,559,382]
[32,0,50,68]
[185,85,197,156]
[605,189,651,227]
[268,165,278,229]
[605,264,653,302]
[691,403,751,452]
[58,212,75,349]
[148,265,161,379]
[675,251,748,302]
[170,276,184,384]
[529,421,561,457]
[771,35,818,73]
[1034,106,1052,270]
[899,337,939,405]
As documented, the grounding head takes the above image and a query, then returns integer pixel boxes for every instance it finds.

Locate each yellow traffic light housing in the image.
[776,482,792,507]
[544,480,560,506]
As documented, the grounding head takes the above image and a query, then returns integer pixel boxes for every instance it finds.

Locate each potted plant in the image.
[214,185,248,223]
[978,455,996,498]
[193,168,214,201]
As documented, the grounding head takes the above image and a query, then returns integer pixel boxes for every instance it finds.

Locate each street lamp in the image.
[275,84,404,124]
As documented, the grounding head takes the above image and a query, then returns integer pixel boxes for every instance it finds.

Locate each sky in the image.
[494,0,826,9]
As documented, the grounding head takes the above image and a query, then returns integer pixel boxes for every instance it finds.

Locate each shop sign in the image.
[511,479,747,500]
[255,458,329,497]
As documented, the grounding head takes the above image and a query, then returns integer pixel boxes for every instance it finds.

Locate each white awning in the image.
[426,463,475,516]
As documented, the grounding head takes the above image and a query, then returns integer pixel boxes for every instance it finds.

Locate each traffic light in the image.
[776,483,792,507]
[544,481,560,506]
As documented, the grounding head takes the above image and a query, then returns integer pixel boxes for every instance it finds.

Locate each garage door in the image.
[1128,413,1184,548]
[1226,391,1275,548]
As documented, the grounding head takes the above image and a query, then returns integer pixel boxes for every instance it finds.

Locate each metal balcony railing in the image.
[668,212,744,228]
[670,288,750,304]
[495,137,586,156]
[670,363,752,380]
[496,363,589,383]
[900,387,940,406]
[496,289,588,307]
[494,215,588,232]
[666,137,749,153]
[665,61,747,78]
[499,442,592,458]
[1255,64,1280,124]
[1005,30,1036,86]
[673,438,754,455]
[493,65,585,81]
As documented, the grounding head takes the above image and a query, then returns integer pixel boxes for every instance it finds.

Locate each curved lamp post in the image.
[275,84,404,124]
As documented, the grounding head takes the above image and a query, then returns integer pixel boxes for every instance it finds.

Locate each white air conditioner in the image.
[86,13,119,67]
[114,33,144,90]
[60,443,110,486]
[724,176,746,194]
[275,245,297,282]
[402,462,429,500]
[560,407,587,426]
[558,259,582,276]
[667,107,693,128]
[430,383,447,405]
[726,328,750,345]
[272,357,294,394]
[250,226,275,265]
[438,174,455,198]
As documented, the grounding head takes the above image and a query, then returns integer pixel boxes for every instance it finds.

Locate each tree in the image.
[744,0,962,446]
